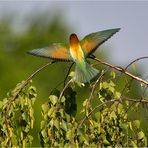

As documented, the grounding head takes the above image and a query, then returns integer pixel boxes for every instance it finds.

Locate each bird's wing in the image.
[80,28,120,57]
[27,43,73,62]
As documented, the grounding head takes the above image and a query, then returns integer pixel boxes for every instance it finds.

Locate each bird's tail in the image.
[74,62,99,83]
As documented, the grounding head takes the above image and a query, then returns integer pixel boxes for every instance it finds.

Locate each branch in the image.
[64,63,74,86]
[11,61,56,103]
[78,97,148,129]
[125,56,148,70]
[88,69,108,104]
[56,78,73,110]
[90,57,148,86]
[6,60,56,113]
[5,61,56,135]
[78,99,117,128]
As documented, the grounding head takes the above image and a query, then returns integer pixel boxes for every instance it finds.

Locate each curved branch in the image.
[64,63,74,86]
[125,56,148,70]
[56,78,73,110]
[11,61,56,102]
[90,57,148,85]
[78,97,148,129]
[4,60,56,136]
[88,69,108,103]
[6,61,56,112]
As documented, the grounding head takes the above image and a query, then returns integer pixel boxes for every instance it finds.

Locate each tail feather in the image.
[74,62,99,83]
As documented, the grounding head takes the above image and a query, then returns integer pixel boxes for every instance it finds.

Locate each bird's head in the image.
[69,33,80,48]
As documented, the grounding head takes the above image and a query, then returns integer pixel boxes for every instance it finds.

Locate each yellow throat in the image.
[69,33,84,63]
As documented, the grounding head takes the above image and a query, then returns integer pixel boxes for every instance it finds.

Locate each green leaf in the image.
[69,71,75,78]
[11,134,18,146]
[102,82,108,89]
[42,104,49,113]
[129,122,133,131]
[49,119,54,127]
[49,95,58,105]
[65,113,70,122]
[47,107,55,117]
[109,81,115,87]
[83,99,88,107]
[66,130,72,140]
[54,119,60,129]
[41,129,47,138]
[84,139,89,145]
[117,103,123,114]
[61,96,65,103]
[101,134,110,145]
[115,92,121,99]
[110,111,117,120]
[137,131,145,140]
[131,140,138,148]
[40,121,46,129]
[110,71,116,79]
[108,86,115,93]
[103,139,110,145]
[95,112,101,121]
[61,120,67,131]
[120,123,128,129]
[133,120,140,129]
[132,63,137,73]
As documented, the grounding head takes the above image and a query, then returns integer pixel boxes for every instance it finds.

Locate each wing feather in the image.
[80,28,120,57]
[27,43,72,62]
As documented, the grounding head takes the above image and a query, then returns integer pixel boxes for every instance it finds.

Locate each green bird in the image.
[27,28,120,83]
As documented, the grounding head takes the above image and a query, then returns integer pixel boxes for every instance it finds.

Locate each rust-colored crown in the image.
[69,33,79,46]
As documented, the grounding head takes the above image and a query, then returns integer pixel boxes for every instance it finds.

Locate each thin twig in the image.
[78,99,117,129]
[125,56,148,70]
[78,97,148,129]
[107,97,148,108]
[6,60,56,113]
[4,61,56,136]
[11,61,56,103]
[88,69,108,104]
[121,78,134,96]
[90,57,148,85]
[56,78,73,110]
[64,63,74,86]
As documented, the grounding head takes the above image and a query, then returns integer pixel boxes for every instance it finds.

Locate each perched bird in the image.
[27,28,120,83]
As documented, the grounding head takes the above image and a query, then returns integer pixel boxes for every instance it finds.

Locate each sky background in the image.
[0,1,148,76]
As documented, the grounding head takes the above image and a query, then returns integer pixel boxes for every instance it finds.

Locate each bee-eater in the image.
[27,28,120,83]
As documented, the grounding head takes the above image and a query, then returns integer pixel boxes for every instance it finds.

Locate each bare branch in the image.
[56,78,73,110]
[12,61,56,102]
[125,56,148,70]
[4,61,56,136]
[90,57,148,86]
[64,63,74,86]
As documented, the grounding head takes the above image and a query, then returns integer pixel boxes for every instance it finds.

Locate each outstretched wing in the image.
[80,28,120,57]
[27,43,72,62]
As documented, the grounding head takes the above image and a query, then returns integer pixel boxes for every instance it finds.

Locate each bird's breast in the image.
[70,44,84,63]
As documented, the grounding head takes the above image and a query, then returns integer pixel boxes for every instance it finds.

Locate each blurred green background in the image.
[0,11,75,146]
[0,2,148,146]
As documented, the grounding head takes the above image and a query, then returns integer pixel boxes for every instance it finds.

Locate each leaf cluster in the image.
[0,82,36,147]
[0,70,147,147]
[39,73,147,147]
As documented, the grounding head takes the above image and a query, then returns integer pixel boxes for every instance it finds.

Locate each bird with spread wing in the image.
[27,28,120,83]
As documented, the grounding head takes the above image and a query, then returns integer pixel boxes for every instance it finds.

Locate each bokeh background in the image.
[0,1,148,146]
